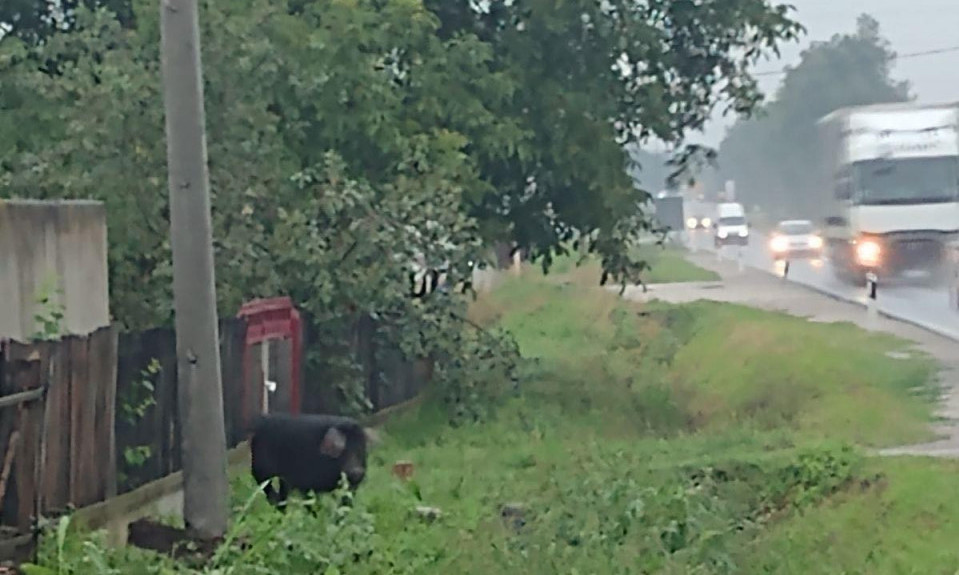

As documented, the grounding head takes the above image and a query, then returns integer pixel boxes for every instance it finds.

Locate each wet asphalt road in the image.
[685,229,959,340]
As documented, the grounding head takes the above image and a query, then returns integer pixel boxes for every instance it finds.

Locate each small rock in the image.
[500,502,528,531]
[415,506,442,522]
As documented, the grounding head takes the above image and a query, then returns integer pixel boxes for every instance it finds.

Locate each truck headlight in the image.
[718,229,728,239]
[738,229,749,237]
[687,217,698,229]
[770,236,788,253]
[809,236,823,249]
[701,217,712,228]
[855,239,881,267]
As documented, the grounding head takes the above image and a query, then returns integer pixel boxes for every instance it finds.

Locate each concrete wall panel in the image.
[0,199,110,341]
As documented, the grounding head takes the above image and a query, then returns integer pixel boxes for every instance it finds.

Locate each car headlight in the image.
[687,217,698,229]
[738,229,749,237]
[701,217,712,228]
[718,229,728,239]
[770,236,788,252]
[855,239,881,267]
[809,236,823,249]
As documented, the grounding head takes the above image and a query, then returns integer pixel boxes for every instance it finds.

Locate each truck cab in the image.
[713,202,749,248]
[817,102,959,285]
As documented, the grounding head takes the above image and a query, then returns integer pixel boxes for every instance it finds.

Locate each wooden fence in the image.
[0,309,434,560]
[299,314,433,416]
[114,319,248,493]
[0,326,118,562]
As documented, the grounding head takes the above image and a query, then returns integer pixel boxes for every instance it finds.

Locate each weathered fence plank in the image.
[41,341,70,513]
[3,351,43,532]
[220,318,247,448]
[89,327,118,503]
[68,335,91,506]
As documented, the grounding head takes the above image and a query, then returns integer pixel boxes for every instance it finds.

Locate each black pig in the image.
[249,413,379,509]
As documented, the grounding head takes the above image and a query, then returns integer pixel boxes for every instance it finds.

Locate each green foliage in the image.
[119,358,159,425]
[32,274,66,341]
[0,0,134,44]
[717,14,910,218]
[117,358,158,486]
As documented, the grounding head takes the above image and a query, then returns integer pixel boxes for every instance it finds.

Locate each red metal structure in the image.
[236,297,303,424]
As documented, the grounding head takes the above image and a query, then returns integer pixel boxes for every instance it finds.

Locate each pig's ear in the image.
[363,427,382,447]
[320,427,347,458]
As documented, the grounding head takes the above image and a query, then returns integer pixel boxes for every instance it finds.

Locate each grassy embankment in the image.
[31,248,959,574]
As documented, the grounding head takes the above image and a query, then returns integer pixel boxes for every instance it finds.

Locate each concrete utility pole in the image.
[159,0,229,538]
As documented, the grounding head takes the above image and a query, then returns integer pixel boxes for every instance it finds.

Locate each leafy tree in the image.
[0,0,802,416]
[717,14,910,218]
[424,0,802,280]
[0,0,134,43]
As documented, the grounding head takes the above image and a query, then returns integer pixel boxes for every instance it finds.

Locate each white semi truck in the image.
[817,102,959,285]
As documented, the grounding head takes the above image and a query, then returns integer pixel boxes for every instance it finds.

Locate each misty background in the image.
[630,0,959,221]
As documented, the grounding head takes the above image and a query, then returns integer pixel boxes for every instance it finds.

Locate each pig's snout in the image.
[345,466,366,487]
[342,454,366,487]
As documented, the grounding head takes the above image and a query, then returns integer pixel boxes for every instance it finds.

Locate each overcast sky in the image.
[695,0,959,147]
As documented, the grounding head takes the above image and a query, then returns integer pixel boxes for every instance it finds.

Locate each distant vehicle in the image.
[652,195,685,232]
[769,220,824,260]
[713,202,749,247]
[686,214,712,230]
[816,101,959,286]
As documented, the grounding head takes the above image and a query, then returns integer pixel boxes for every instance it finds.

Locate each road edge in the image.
[700,247,959,342]
[777,272,959,342]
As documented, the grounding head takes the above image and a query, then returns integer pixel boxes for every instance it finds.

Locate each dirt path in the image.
[617,253,959,458]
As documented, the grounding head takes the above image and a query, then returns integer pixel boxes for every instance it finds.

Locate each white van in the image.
[714,202,749,247]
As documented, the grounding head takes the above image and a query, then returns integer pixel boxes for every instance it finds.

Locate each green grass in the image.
[31,263,950,574]
[546,243,719,284]
[741,457,959,574]
[638,244,721,283]
[476,271,934,448]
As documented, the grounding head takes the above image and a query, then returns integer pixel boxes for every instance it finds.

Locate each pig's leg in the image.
[276,478,290,512]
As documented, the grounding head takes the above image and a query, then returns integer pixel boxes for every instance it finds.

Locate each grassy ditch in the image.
[28,260,949,574]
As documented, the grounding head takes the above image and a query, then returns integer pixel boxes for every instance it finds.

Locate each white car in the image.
[713,202,749,247]
[769,220,824,260]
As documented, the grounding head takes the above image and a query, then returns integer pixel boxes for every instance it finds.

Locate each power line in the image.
[753,45,959,78]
